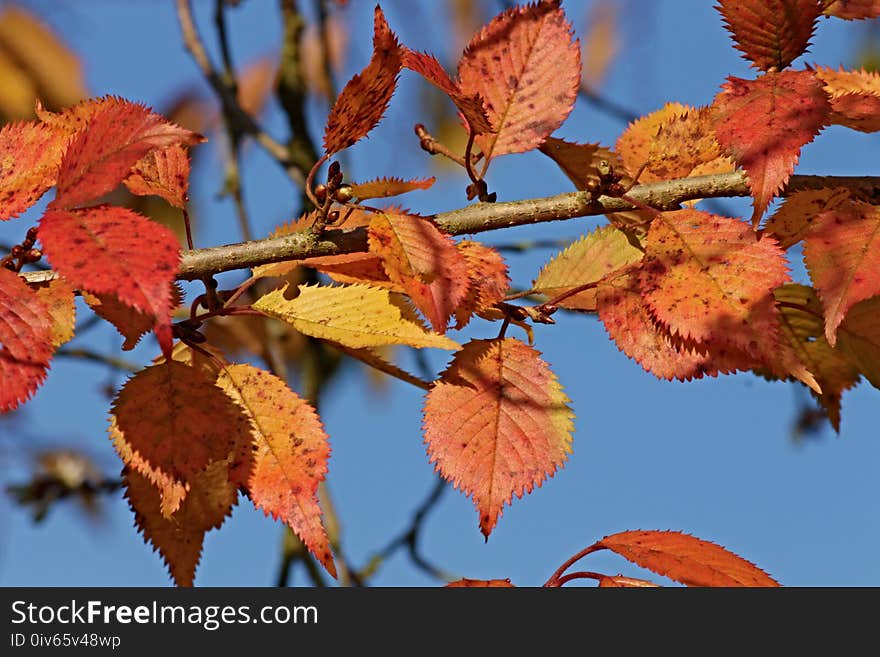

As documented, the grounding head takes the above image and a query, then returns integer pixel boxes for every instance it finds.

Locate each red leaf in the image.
[457,0,580,164]
[38,205,180,357]
[0,121,66,220]
[446,578,515,588]
[124,144,191,209]
[323,6,401,155]
[52,98,204,210]
[368,211,470,333]
[712,70,830,223]
[0,268,53,412]
[814,66,880,132]
[803,199,880,345]
[596,530,780,587]
[823,0,880,19]
[716,0,822,71]
[423,338,574,537]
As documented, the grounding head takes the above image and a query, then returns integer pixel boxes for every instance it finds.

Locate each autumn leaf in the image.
[254,283,460,350]
[51,98,204,210]
[446,578,515,588]
[644,107,734,183]
[716,0,822,71]
[32,277,76,348]
[0,121,65,220]
[774,284,860,430]
[216,364,336,578]
[368,211,469,332]
[616,102,690,180]
[802,199,880,345]
[538,137,626,190]
[596,530,780,587]
[453,240,510,329]
[124,461,237,587]
[838,295,880,389]
[349,176,435,201]
[323,6,401,155]
[712,70,830,223]
[597,575,660,588]
[814,66,880,132]
[111,360,254,482]
[457,0,580,165]
[423,338,574,537]
[83,284,183,351]
[38,205,181,357]
[764,187,854,248]
[533,225,644,312]
[823,0,880,19]
[0,267,53,412]
[124,144,191,209]
[581,1,617,90]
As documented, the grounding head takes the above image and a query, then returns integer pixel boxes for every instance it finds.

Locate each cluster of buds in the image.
[584,159,630,198]
[312,161,355,226]
[1,226,42,272]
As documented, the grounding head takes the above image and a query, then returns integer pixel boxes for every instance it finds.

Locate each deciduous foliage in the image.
[4,0,880,587]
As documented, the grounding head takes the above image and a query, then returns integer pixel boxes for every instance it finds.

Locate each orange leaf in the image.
[823,0,880,19]
[0,267,53,411]
[349,176,435,201]
[457,0,580,164]
[368,211,469,333]
[538,137,626,190]
[814,66,880,132]
[764,187,853,248]
[323,6,401,155]
[616,102,690,180]
[803,199,880,345]
[216,364,336,578]
[596,530,780,587]
[303,252,399,290]
[453,240,510,329]
[51,98,203,210]
[0,120,66,220]
[423,338,574,537]
[38,205,180,357]
[597,575,660,588]
[32,277,76,348]
[124,144,191,209]
[83,284,183,351]
[124,461,237,587]
[401,48,492,135]
[644,107,734,183]
[712,70,830,223]
[111,360,254,482]
[717,0,821,71]
[446,578,515,588]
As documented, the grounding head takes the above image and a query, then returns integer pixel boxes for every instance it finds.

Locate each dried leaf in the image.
[0,121,66,220]
[216,364,336,578]
[764,187,853,248]
[38,205,180,357]
[350,176,435,201]
[125,461,237,587]
[823,0,880,19]
[596,530,780,587]
[838,295,880,388]
[803,199,880,345]
[712,70,830,223]
[254,283,461,350]
[446,578,515,588]
[814,66,880,132]
[538,137,626,190]
[423,338,574,537]
[717,0,822,71]
[616,102,691,180]
[124,144,191,209]
[457,0,580,163]
[368,212,469,332]
[645,107,734,183]
[533,225,644,312]
[453,240,510,329]
[323,6,401,155]
[0,267,53,411]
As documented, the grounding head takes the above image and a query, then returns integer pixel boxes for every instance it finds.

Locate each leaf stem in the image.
[543,543,603,586]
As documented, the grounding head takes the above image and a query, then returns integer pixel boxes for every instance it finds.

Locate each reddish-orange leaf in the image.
[32,277,76,348]
[645,107,734,183]
[37,95,119,136]
[401,48,492,135]
[640,210,790,355]
[423,338,574,537]
[803,199,880,345]
[453,240,510,329]
[824,0,880,19]
[712,70,830,223]
[457,0,580,163]
[616,102,690,179]
[764,188,854,248]
[124,461,237,587]
[111,360,253,482]
[446,578,515,588]
[538,137,626,190]
[52,98,204,210]
[349,176,435,201]
[0,267,53,412]
[305,252,399,290]
[38,205,180,357]
[83,284,183,351]
[368,211,469,333]
[814,66,880,132]
[124,144,191,209]
[216,364,336,578]
[323,6,401,155]
[717,0,822,71]
[0,121,66,220]
[596,530,780,587]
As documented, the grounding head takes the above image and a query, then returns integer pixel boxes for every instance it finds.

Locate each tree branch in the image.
[22,172,880,285]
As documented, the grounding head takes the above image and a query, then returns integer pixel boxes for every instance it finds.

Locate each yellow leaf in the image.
[254,283,461,350]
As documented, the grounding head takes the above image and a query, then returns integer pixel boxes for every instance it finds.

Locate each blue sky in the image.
[1,0,879,587]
